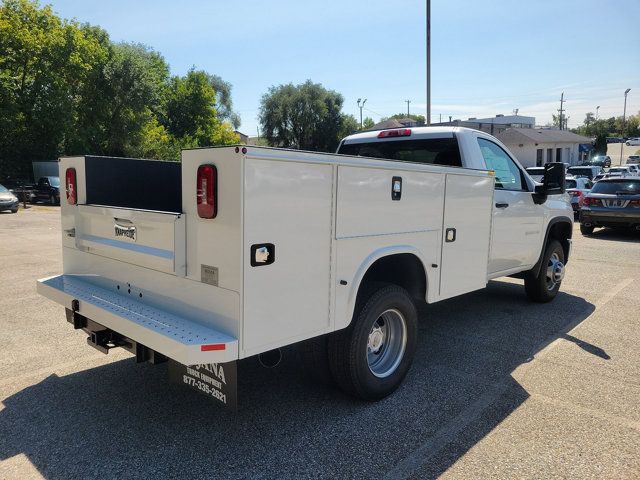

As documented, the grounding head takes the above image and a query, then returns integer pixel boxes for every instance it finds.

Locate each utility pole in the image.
[405,100,411,116]
[620,88,631,165]
[426,0,431,125]
[439,113,442,123]
[596,105,600,120]
[558,92,565,130]
[357,98,367,129]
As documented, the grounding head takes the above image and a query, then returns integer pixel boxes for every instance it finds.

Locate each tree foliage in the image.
[574,111,640,138]
[0,0,239,178]
[259,80,355,152]
[382,113,426,125]
[362,117,375,130]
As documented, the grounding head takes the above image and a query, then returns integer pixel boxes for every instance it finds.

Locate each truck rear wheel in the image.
[524,239,565,303]
[328,283,417,400]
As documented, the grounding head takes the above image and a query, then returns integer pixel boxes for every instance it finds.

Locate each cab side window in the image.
[477,138,524,191]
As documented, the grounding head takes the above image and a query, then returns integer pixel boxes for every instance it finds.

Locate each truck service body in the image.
[38,127,573,407]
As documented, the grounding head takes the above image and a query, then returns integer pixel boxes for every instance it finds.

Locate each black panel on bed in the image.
[84,156,182,213]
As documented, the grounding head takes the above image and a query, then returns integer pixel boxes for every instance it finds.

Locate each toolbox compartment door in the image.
[73,205,186,275]
[242,158,333,355]
[438,173,494,299]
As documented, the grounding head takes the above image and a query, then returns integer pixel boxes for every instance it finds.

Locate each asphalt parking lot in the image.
[1,206,639,479]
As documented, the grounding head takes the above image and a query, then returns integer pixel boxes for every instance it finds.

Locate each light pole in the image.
[595,105,600,120]
[426,0,431,125]
[357,98,367,129]
[620,89,630,165]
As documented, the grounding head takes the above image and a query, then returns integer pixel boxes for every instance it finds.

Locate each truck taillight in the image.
[377,129,412,138]
[197,164,217,218]
[65,168,77,205]
[582,197,600,206]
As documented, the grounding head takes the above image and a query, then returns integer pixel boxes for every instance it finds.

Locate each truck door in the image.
[477,138,543,274]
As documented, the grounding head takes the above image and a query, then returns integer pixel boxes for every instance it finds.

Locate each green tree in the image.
[206,73,241,129]
[0,0,109,175]
[259,80,353,152]
[340,114,359,139]
[593,133,607,155]
[382,113,426,125]
[164,69,238,150]
[362,117,375,130]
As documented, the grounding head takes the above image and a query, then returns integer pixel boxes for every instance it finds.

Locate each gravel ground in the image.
[0,206,639,479]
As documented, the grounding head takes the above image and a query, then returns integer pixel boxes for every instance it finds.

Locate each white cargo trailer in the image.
[38,127,573,407]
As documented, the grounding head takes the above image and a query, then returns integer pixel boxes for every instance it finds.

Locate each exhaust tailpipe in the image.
[258,348,282,368]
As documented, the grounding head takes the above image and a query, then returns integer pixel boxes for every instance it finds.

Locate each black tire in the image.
[328,283,418,400]
[524,239,565,303]
[298,334,334,386]
[11,208,18,213]
[580,224,594,235]
[49,194,56,205]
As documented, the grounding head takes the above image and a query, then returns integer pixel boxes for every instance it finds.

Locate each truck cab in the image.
[338,127,573,280]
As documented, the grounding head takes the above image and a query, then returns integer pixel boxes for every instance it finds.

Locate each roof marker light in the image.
[377,129,412,139]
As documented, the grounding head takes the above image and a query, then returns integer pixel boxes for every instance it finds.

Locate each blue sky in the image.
[48,0,639,135]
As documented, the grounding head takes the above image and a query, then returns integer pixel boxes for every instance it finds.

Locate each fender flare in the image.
[530,216,573,278]
[342,245,430,329]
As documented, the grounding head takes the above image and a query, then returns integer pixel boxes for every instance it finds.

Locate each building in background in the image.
[431,114,535,135]
[496,128,593,167]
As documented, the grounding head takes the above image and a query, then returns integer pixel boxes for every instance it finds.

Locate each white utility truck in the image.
[38,127,573,408]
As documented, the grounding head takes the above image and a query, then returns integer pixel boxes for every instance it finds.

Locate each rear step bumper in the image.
[37,275,238,365]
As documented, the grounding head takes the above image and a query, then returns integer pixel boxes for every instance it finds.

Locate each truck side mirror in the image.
[533,163,566,204]
[538,163,566,195]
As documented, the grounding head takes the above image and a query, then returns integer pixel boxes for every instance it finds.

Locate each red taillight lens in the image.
[583,197,601,206]
[65,168,77,205]
[377,128,412,139]
[568,190,581,197]
[629,199,640,207]
[197,164,217,219]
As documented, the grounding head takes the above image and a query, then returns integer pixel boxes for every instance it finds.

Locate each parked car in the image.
[567,165,602,180]
[606,137,624,144]
[607,166,635,177]
[33,176,60,204]
[2,178,35,202]
[525,167,545,182]
[0,184,19,213]
[580,178,640,234]
[626,164,640,175]
[583,155,612,168]
[627,155,640,165]
[566,176,592,217]
[625,138,640,146]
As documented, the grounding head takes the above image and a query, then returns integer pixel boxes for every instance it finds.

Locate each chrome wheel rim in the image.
[546,252,565,291]
[366,308,407,378]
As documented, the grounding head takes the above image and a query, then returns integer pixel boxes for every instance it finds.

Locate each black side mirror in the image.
[533,163,566,204]
[537,163,566,194]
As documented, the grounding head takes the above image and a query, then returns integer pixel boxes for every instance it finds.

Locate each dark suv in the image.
[579,178,640,234]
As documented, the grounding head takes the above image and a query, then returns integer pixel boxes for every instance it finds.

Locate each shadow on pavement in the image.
[0,280,596,479]
[586,227,640,243]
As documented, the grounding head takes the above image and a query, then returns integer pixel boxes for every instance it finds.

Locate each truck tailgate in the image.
[72,205,186,275]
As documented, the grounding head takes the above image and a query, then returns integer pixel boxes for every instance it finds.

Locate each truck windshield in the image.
[337,138,462,167]
[591,180,640,194]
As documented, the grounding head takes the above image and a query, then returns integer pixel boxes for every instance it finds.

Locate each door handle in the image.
[495,202,509,209]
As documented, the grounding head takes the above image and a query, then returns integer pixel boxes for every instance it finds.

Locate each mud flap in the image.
[168,360,237,411]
